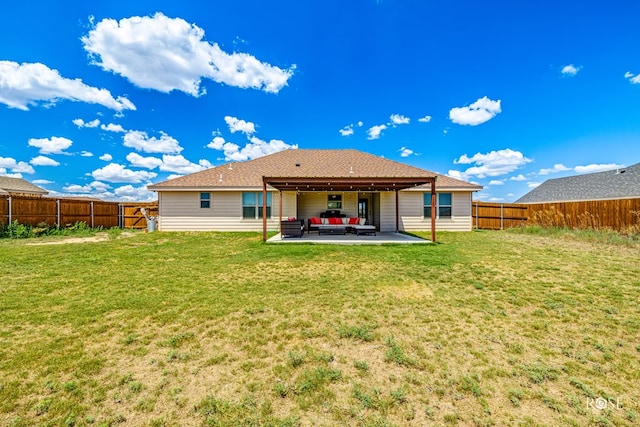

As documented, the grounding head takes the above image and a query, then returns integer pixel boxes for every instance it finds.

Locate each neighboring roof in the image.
[515,162,640,203]
[0,176,48,195]
[148,149,482,192]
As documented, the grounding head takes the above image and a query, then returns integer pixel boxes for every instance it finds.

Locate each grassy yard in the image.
[0,230,638,426]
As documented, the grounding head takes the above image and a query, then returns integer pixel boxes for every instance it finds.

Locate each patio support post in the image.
[262,179,267,242]
[395,190,399,232]
[431,179,436,242]
[279,190,283,229]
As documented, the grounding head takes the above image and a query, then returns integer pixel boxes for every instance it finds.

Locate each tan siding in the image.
[398,191,474,232]
[158,191,280,231]
[379,192,397,232]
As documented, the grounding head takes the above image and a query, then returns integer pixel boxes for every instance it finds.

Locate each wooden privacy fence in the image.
[473,199,640,231]
[0,196,158,230]
[473,202,528,230]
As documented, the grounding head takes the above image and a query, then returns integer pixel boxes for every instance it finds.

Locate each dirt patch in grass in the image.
[25,231,137,246]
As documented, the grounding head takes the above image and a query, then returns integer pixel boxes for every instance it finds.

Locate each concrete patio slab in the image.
[267,231,431,245]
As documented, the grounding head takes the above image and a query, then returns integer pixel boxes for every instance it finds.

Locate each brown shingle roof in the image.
[0,176,48,195]
[148,149,482,191]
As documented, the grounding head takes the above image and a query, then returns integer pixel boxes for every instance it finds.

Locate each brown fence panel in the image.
[526,198,640,231]
[94,202,119,228]
[9,196,58,225]
[472,202,528,230]
[120,202,159,229]
[0,197,8,226]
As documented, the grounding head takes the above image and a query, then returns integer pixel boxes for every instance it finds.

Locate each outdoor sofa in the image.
[307,216,376,235]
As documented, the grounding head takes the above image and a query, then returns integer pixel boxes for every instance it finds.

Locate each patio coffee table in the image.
[318,225,346,235]
[355,225,376,235]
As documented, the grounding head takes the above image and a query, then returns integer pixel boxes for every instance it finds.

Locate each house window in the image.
[200,192,211,209]
[327,194,342,209]
[242,192,272,219]
[424,192,452,218]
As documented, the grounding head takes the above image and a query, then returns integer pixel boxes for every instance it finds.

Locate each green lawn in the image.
[0,230,638,426]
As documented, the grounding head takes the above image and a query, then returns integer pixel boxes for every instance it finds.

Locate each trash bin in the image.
[147,217,157,232]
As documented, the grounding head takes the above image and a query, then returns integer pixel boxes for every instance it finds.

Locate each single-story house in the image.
[0,176,48,197]
[515,162,640,203]
[147,149,483,241]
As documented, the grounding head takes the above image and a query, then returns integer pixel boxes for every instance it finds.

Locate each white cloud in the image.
[488,197,504,202]
[0,61,135,111]
[30,155,60,167]
[357,121,363,127]
[527,182,541,188]
[73,118,101,128]
[561,64,581,76]
[126,152,164,169]
[574,163,625,174]
[207,132,297,162]
[116,185,157,202]
[489,180,504,185]
[449,96,502,126]
[0,170,22,178]
[63,181,112,194]
[101,123,125,133]
[0,157,35,174]
[123,130,183,154]
[81,151,93,157]
[159,155,212,174]
[418,115,432,123]
[538,163,571,175]
[224,116,256,135]
[206,135,226,150]
[449,148,532,180]
[624,71,640,84]
[82,13,295,96]
[399,147,414,157]
[32,179,53,185]
[367,124,387,140]
[28,136,73,154]
[91,163,157,183]
[339,125,354,136]
[99,153,113,161]
[389,114,410,126]
[510,174,527,181]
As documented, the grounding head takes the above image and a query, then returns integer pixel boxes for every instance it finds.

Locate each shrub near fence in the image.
[0,196,158,229]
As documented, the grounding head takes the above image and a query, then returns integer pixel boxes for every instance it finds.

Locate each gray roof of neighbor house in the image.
[515,162,640,203]
[0,176,48,196]
[148,149,483,192]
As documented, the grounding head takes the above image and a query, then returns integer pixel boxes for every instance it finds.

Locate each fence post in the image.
[118,203,123,229]
[8,196,11,224]
[90,201,94,229]
[56,199,60,227]
[500,204,504,230]
[474,201,478,230]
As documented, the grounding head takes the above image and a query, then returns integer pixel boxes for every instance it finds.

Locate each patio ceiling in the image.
[262,176,436,192]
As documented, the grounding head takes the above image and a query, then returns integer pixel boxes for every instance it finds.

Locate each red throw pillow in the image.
[348,217,360,224]
[329,217,342,225]
[310,217,321,224]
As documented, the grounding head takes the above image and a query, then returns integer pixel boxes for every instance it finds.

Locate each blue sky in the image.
[1,1,639,202]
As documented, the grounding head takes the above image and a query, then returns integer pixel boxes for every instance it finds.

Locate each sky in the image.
[1,1,640,202]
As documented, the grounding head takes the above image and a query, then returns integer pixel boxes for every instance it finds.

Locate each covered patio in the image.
[261,176,437,242]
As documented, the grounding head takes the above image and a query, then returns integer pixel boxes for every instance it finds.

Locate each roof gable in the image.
[148,149,481,191]
[0,176,48,195]
[515,162,640,203]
